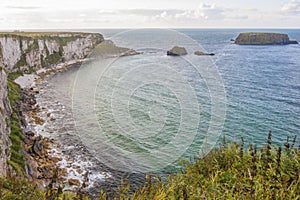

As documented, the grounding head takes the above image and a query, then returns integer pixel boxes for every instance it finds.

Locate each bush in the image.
[130,132,300,199]
[0,132,299,199]
[0,177,44,200]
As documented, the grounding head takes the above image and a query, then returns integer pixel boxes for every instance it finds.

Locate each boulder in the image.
[68,178,81,186]
[194,51,215,56]
[167,46,187,56]
[32,136,43,157]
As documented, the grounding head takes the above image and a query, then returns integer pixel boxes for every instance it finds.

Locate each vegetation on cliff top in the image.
[237,32,287,35]
[0,32,101,38]
[0,131,299,199]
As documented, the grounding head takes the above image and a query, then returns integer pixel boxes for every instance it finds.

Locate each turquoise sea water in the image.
[38,29,300,191]
[183,29,300,145]
[94,28,300,147]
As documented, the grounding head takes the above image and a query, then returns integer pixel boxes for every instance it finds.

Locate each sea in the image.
[33,29,300,192]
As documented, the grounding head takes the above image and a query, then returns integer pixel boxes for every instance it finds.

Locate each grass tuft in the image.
[0,132,299,199]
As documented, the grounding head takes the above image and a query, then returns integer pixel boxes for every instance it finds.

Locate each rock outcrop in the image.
[0,68,11,177]
[167,46,187,56]
[91,40,141,58]
[194,51,215,56]
[0,32,104,73]
[234,32,298,45]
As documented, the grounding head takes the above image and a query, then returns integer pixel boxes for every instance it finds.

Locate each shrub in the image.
[0,132,299,199]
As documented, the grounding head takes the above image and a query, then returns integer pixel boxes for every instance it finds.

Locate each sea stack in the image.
[167,46,187,56]
[234,32,298,45]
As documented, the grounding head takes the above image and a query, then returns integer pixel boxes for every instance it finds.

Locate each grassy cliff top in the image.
[239,32,288,35]
[0,31,102,39]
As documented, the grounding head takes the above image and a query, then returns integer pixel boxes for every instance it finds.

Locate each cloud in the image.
[5,5,41,10]
[98,9,116,14]
[281,0,300,15]
[0,3,262,29]
[227,15,248,20]
[121,9,182,16]
[146,4,227,21]
[94,6,228,22]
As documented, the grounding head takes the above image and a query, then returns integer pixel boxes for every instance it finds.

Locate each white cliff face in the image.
[63,38,93,60]
[0,69,11,177]
[45,40,59,54]
[0,37,22,71]
[0,33,103,72]
[0,32,103,177]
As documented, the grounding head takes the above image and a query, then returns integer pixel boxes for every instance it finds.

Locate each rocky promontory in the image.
[234,32,298,45]
[91,40,141,58]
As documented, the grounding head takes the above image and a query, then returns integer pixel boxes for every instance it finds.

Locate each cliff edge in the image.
[0,32,103,178]
[234,32,298,45]
[0,68,11,177]
[0,32,104,73]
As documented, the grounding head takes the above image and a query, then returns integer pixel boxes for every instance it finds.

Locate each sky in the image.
[0,0,299,29]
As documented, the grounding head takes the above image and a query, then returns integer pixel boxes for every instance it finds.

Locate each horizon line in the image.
[0,27,300,31]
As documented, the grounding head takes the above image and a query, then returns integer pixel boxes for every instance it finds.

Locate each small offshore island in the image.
[234,32,299,45]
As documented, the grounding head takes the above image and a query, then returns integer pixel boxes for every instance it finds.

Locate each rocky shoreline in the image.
[15,51,146,197]
[14,61,117,195]
[17,61,97,190]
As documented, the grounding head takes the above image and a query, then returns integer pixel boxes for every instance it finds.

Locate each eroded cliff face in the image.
[0,32,104,178]
[0,32,104,72]
[0,69,11,177]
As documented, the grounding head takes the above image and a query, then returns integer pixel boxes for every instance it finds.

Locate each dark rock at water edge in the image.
[167,46,187,56]
[194,51,215,56]
[288,40,299,44]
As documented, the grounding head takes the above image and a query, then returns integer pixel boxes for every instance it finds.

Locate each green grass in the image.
[0,132,299,199]
[240,32,286,35]
[127,133,300,200]
[0,177,44,199]
[8,71,23,81]
[7,79,21,107]
[7,73,26,177]
[0,32,93,38]
[42,51,63,67]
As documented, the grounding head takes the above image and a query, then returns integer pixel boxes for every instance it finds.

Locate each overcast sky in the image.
[0,0,299,29]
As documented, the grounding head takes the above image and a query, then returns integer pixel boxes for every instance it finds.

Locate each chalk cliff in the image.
[0,68,11,177]
[0,32,104,72]
[0,32,103,177]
